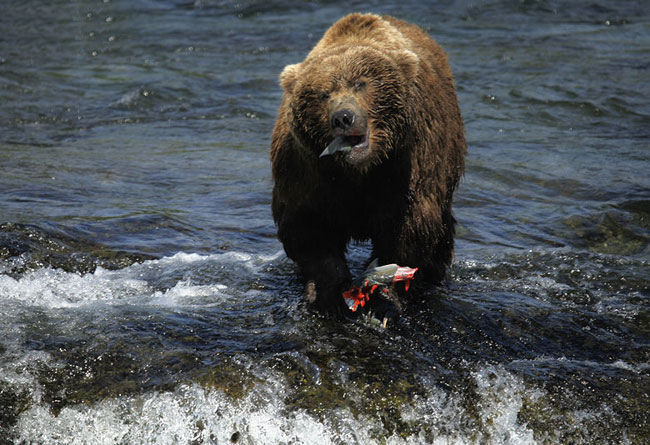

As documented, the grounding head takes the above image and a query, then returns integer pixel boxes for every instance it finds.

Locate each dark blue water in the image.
[1,1,648,443]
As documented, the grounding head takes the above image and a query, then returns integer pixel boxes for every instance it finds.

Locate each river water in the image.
[1,1,648,443]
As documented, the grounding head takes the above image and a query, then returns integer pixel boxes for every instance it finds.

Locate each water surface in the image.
[1,1,648,443]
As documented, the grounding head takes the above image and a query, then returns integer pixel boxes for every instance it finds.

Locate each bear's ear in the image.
[393,49,419,79]
[280,63,300,94]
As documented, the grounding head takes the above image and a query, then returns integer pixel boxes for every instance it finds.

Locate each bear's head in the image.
[279,45,419,171]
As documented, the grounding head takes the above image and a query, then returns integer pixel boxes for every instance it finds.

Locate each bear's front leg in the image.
[300,255,351,316]
[370,205,455,285]
[275,211,351,316]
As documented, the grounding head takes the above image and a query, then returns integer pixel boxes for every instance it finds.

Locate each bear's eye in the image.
[353,80,367,91]
[318,92,330,101]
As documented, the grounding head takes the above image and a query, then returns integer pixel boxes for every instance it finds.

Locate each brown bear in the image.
[270,13,466,316]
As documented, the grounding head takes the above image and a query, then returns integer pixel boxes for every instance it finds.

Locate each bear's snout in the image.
[331,109,355,132]
[324,100,371,162]
[329,101,367,137]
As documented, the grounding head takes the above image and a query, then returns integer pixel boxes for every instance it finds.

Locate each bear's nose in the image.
[331,109,355,131]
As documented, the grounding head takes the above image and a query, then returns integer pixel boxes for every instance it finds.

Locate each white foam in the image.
[0,267,150,308]
[14,381,341,444]
[611,360,650,373]
[12,364,544,444]
[512,356,650,375]
[155,251,252,266]
[0,250,284,309]
[0,349,52,407]
[395,366,540,444]
[149,279,229,306]
[152,249,284,269]
[471,366,538,444]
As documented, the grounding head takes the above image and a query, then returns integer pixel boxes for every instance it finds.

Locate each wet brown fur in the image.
[270,13,466,315]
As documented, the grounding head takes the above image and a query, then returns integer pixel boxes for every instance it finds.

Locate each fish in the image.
[319,136,353,157]
[343,259,418,313]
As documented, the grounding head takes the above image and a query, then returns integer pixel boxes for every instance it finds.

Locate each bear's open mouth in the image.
[320,129,370,158]
[343,133,368,149]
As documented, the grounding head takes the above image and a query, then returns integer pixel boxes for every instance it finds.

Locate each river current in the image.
[1,1,648,443]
